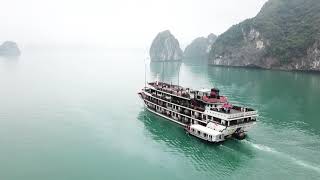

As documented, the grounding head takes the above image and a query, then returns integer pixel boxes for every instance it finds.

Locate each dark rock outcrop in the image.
[209,0,320,71]
[184,33,217,59]
[149,30,183,61]
[0,41,21,56]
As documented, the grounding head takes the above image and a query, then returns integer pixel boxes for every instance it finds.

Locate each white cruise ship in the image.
[138,81,257,143]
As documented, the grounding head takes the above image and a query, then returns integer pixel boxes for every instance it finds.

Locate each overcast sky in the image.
[1,0,267,48]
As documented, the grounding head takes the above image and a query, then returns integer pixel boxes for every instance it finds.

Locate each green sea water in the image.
[0,46,319,180]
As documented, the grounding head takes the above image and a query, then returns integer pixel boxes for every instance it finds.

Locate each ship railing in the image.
[244,111,258,116]
[148,85,190,100]
[228,119,257,127]
[173,109,180,113]
[144,98,207,124]
[183,112,191,116]
[145,90,258,121]
[191,115,202,121]
[227,111,258,119]
[206,109,258,120]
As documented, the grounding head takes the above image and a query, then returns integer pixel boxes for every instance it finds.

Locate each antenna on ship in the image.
[178,63,180,88]
[144,57,150,89]
[162,60,164,83]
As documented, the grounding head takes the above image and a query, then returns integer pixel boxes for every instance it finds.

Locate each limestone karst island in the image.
[149,30,183,61]
[0,41,21,56]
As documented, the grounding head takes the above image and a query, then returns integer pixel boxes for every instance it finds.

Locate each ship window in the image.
[197,131,200,135]
[204,133,207,137]
[215,118,222,124]
[230,120,237,126]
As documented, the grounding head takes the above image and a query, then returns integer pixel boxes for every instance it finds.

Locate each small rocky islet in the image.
[0,41,21,57]
[149,30,183,61]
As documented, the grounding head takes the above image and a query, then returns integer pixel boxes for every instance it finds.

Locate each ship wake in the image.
[243,140,320,174]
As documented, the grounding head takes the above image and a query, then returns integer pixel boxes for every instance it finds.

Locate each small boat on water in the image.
[186,123,225,143]
[138,81,258,143]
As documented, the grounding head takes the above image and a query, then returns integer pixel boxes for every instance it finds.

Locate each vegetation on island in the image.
[210,0,320,63]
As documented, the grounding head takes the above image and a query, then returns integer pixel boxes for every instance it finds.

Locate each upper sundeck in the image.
[148,81,227,104]
[147,82,191,100]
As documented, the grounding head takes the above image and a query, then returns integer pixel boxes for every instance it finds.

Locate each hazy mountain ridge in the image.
[209,0,320,71]
[184,33,217,60]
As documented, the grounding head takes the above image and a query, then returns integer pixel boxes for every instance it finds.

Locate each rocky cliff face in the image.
[209,0,320,71]
[0,41,21,56]
[184,33,217,59]
[149,30,183,61]
[210,27,272,68]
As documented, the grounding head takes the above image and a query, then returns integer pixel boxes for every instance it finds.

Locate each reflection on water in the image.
[137,110,254,176]
[149,61,181,83]
[0,56,20,70]
[0,56,20,61]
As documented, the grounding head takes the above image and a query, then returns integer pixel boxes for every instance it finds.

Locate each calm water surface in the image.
[0,46,319,180]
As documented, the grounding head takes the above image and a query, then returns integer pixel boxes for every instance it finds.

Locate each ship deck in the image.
[148,82,192,99]
[146,81,257,117]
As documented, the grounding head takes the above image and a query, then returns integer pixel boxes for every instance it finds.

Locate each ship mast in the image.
[144,60,146,89]
[178,63,180,88]
[144,57,149,89]
[162,60,164,83]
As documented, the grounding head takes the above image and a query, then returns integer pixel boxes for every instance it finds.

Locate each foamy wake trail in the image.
[243,140,320,174]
